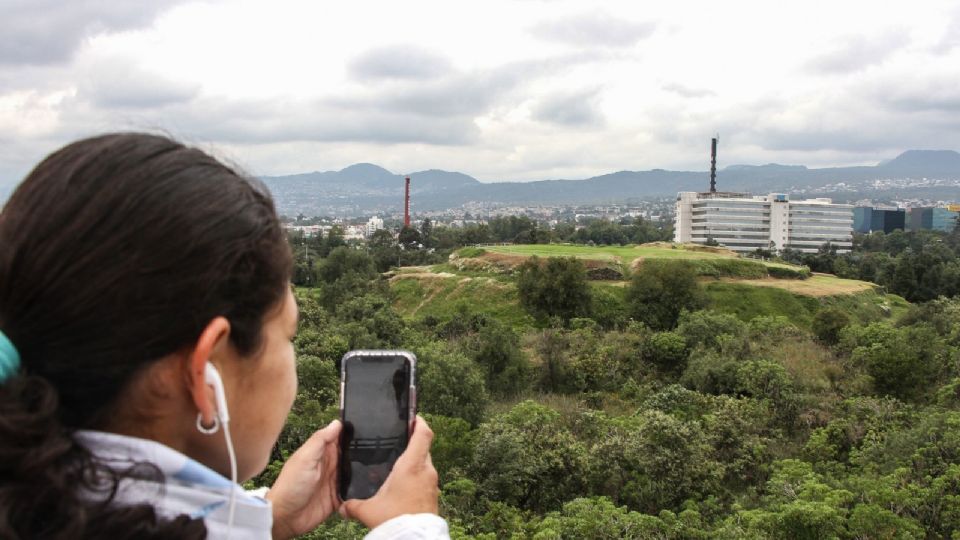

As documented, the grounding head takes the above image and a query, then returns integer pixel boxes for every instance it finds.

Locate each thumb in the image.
[317,419,342,444]
[400,416,434,463]
[339,499,362,520]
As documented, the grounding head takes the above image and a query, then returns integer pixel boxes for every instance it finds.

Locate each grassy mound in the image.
[480,243,811,280]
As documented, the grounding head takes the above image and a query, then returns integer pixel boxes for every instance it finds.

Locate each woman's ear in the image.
[186,317,231,427]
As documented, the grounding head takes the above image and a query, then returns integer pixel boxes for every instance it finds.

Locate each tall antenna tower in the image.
[404,176,411,227]
[710,135,719,193]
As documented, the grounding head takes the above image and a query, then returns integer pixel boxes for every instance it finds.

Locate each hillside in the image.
[390,243,908,329]
[260,149,960,215]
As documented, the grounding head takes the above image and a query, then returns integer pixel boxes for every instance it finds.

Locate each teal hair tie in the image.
[0,330,21,382]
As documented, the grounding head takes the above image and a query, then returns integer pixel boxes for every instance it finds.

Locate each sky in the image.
[2,0,959,192]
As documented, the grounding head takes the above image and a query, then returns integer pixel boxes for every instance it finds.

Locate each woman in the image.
[0,133,448,539]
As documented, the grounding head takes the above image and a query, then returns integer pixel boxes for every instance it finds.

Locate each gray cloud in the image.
[726,89,959,155]
[79,56,200,108]
[662,83,715,98]
[805,29,909,74]
[531,11,656,48]
[0,0,182,65]
[532,88,605,127]
[32,50,602,155]
[55,94,482,147]
[349,45,453,81]
[341,51,601,118]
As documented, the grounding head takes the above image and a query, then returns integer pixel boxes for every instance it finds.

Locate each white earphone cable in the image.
[221,416,238,540]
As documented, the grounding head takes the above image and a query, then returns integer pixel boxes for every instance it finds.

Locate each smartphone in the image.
[338,350,417,500]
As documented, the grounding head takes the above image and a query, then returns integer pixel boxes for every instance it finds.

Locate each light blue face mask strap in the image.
[0,330,21,382]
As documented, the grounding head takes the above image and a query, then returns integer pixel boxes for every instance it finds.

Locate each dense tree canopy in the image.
[275,225,960,539]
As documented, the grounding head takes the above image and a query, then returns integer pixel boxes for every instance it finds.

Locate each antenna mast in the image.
[710,135,719,193]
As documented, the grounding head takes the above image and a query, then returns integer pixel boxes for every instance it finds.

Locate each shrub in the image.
[812,307,850,345]
[767,265,811,279]
[692,258,768,279]
[643,331,689,371]
[676,310,748,351]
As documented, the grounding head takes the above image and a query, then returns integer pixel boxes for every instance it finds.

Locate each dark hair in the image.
[0,133,293,539]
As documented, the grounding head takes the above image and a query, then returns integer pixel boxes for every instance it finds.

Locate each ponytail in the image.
[0,376,207,539]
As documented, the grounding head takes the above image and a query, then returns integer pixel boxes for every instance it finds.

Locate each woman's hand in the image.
[339,415,439,530]
[266,420,342,540]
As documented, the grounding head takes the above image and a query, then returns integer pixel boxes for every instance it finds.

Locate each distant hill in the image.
[261,150,960,215]
[878,150,960,175]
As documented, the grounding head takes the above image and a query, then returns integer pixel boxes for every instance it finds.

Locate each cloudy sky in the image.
[2,0,959,193]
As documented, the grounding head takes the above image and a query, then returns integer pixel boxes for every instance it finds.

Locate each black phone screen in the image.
[339,354,411,500]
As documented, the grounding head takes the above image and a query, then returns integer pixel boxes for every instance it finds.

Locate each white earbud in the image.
[204,362,230,424]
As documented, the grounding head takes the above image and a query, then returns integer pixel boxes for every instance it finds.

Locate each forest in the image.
[265,223,960,539]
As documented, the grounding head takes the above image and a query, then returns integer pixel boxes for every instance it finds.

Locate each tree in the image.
[318,246,376,283]
[516,256,591,323]
[465,322,531,397]
[891,254,918,300]
[420,218,434,248]
[416,342,489,426]
[321,225,346,256]
[368,229,399,272]
[851,323,945,401]
[471,401,588,512]
[398,226,422,250]
[625,260,706,330]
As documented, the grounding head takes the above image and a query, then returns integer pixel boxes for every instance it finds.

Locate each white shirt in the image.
[77,430,449,539]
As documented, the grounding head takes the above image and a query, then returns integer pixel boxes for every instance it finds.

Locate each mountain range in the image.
[261,150,960,216]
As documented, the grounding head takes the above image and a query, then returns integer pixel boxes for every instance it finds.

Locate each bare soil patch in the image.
[714,276,875,297]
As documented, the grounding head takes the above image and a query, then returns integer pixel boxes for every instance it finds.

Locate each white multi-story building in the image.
[674,192,854,253]
[365,216,384,237]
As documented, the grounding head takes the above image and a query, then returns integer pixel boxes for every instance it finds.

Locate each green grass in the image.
[704,282,822,327]
[485,243,734,261]
[704,282,907,329]
[456,246,487,258]
[482,243,810,279]
[390,275,534,330]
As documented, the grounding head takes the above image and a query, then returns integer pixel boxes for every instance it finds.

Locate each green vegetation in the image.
[275,229,960,539]
[455,246,487,258]
[516,256,592,323]
[782,228,960,302]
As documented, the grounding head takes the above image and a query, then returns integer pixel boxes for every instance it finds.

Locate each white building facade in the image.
[674,192,853,253]
[365,216,384,237]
